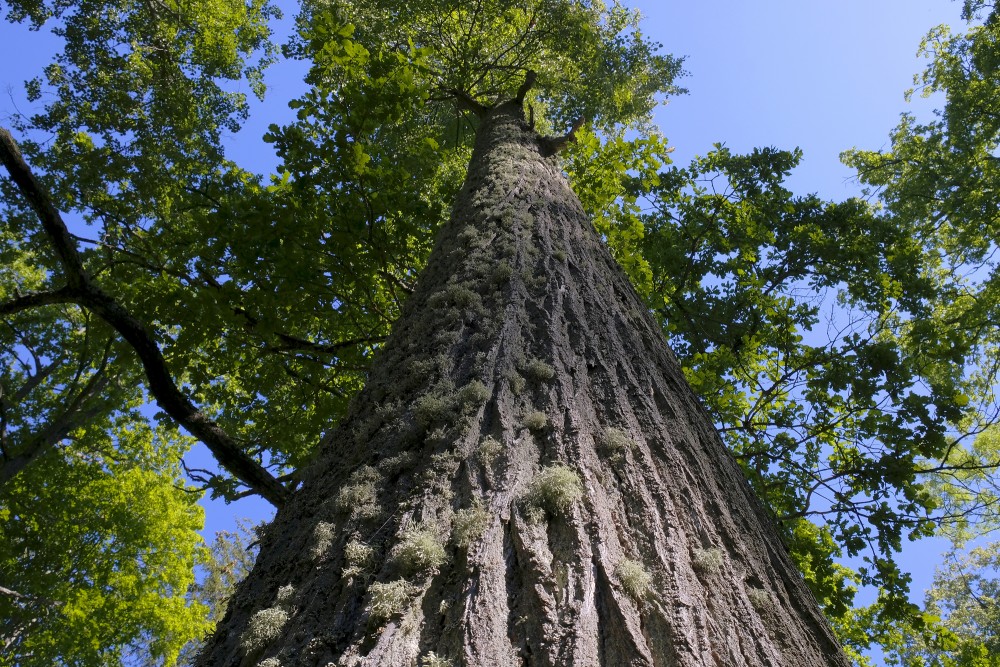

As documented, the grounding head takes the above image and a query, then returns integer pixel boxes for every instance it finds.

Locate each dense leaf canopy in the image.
[1,0,999,663]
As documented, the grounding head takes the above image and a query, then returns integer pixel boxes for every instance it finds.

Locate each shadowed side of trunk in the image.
[197,100,850,666]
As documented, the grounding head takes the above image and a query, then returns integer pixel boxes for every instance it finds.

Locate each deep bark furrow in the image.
[198,101,849,666]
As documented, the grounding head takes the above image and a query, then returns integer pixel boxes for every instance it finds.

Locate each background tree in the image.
[172,521,261,665]
[880,542,1000,666]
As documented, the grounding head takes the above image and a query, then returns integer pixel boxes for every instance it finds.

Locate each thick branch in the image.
[0,130,87,287]
[515,69,537,103]
[0,347,114,488]
[0,127,290,507]
[0,584,59,608]
[0,399,105,488]
[446,88,488,117]
[0,288,77,317]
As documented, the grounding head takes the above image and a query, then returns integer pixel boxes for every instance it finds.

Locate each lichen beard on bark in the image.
[197,89,851,666]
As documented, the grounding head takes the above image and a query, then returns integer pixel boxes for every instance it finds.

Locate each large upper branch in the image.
[0,127,290,507]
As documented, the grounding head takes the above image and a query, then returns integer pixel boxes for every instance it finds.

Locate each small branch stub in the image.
[541,116,587,157]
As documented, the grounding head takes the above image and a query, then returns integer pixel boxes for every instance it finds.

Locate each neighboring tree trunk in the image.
[197,100,850,666]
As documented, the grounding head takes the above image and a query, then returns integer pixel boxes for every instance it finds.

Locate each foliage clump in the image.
[523,410,548,431]
[884,542,1000,664]
[452,501,491,548]
[524,465,583,521]
[369,580,416,623]
[616,558,652,601]
[692,547,725,575]
[240,607,289,655]
[392,525,448,574]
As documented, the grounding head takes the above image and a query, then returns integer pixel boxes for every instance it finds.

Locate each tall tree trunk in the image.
[197,101,850,666]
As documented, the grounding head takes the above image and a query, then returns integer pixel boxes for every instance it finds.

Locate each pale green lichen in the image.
[478,436,503,465]
[468,332,490,350]
[309,522,335,560]
[504,369,526,395]
[414,393,455,429]
[393,526,448,574]
[421,652,453,667]
[524,465,583,521]
[523,359,555,383]
[523,410,548,431]
[747,586,772,611]
[428,284,482,312]
[240,607,288,655]
[692,547,725,574]
[435,329,461,346]
[275,584,295,605]
[616,559,652,601]
[425,427,452,448]
[521,270,547,291]
[603,427,635,461]
[258,658,282,667]
[458,380,490,407]
[343,539,374,578]
[334,480,382,522]
[458,226,483,247]
[553,249,567,262]
[452,501,491,548]
[378,451,416,474]
[369,579,416,622]
[491,260,513,285]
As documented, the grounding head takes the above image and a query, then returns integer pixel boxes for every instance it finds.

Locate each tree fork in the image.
[197,99,849,665]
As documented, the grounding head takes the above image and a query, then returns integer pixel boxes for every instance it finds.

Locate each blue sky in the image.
[0,1,976,663]
[650,1,963,198]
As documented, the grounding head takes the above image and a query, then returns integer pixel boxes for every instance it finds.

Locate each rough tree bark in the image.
[197,99,850,666]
